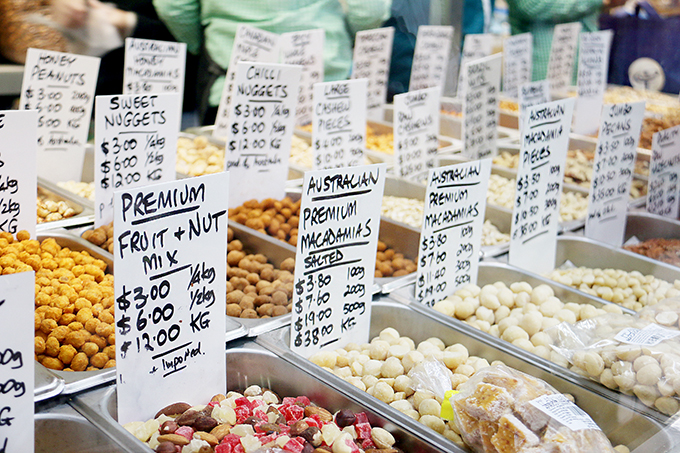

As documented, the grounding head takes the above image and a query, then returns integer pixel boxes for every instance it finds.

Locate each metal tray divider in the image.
[35,366,66,402]
[255,330,461,453]
[556,235,680,284]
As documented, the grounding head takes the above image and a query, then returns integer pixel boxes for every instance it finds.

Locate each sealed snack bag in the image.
[451,364,616,453]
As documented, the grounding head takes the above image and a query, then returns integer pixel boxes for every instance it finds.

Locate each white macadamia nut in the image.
[381,357,405,378]
[418,398,442,417]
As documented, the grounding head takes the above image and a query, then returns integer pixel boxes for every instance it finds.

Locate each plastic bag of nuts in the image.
[451,364,618,453]
[637,298,680,329]
[548,313,680,415]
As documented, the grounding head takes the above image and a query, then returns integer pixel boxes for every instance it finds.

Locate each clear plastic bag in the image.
[407,357,454,400]
[450,364,616,453]
[637,297,680,329]
[547,314,680,415]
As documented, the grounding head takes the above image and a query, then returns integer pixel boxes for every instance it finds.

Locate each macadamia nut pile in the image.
[310,327,508,448]
[37,196,77,223]
[547,267,680,311]
[432,282,623,361]
[57,180,95,201]
[549,314,680,416]
[176,136,225,176]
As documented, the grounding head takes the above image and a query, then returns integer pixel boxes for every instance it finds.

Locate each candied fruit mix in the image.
[124,384,399,453]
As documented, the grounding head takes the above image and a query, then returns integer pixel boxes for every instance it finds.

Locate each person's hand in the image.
[50,0,89,29]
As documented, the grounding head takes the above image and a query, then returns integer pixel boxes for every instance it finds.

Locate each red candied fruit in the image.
[283,437,305,453]
[280,404,304,423]
[174,426,194,440]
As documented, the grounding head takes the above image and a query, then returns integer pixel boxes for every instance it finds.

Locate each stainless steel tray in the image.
[438,155,588,232]
[35,364,65,402]
[259,299,674,447]
[555,235,680,286]
[381,175,512,261]
[36,401,136,453]
[35,230,117,394]
[36,178,95,231]
[625,211,680,242]
[70,340,449,453]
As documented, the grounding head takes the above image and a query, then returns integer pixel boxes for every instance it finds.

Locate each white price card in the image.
[529,394,601,432]
[457,33,494,97]
[94,93,180,227]
[546,23,582,93]
[461,54,502,160]
[352,27,395,121]
[281,29,325,127]
[647,125,680,218]
[312,79,367,169]
[393,87,441,180]
[20,48,100,183]
[415,159,491,307]
[290,164,386,357]
[585,102,645,246]
[573,30,614,136]
[0,111,37,238]
[214,25,280,137]
[225,62,301,208]
[123,38,186,105]
[614,324,680,347]
[509,98,575,274]
[0,272,35,453]
[409,25,454,92]
[114,173,228,424]
[503,33,533,99]
[518,80,551,134]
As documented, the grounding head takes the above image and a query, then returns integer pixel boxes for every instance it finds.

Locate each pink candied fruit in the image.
[220,434,242,447]
[283,437,305,453]
[174,426,194,440]
[234,405,251,423]
[257,434,276,445]
[354,422,372,440]
[282,397,297,406]
[253,409,268,420]
[295,396,310,406]
[354,412,369,425]
[215,444,231,453]
[303,417,320,429]
[280,404,304,423]
[339,435,361,453]
[235,397,255,409]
